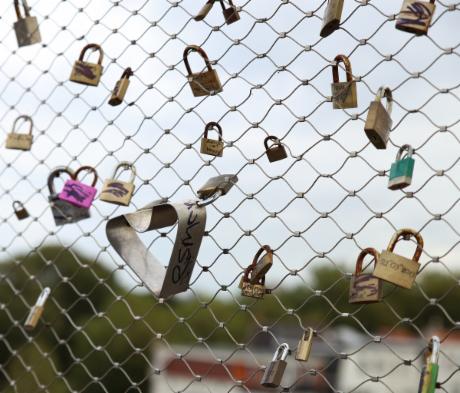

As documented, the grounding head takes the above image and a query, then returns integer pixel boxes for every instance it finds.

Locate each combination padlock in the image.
[59,166,98,209]
[364,86,393,149]
[295,328,314,362]
[388,144,415,190]
[320,0,344,38]
[349,247,383,304]
[418,336,440,393]
[5,115,34,151]
[100,162,136,206]
[331,54,358,109]
[70,43,104,86]
[264,136,287,163]
[200,122,224,157]
[396,0,436,36]
[13,0,41,47]
[109,67,133,106]
[261,343,290,388]
[24,287,50,331]
[13,201,29,220]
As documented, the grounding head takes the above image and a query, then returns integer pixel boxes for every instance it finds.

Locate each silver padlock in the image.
[14,0,41,47]
[197,174,238,201]
[261,343,289,388]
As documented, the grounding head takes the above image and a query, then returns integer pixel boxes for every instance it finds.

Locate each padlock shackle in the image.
[35,287,51,307]
[242,264,265,285]
[375,86,393,115]
[121,67,134,80]
[272,343,290,362]
[426,336,441,364]
[79,44,104,65]
[332,54,353,84]
[14,0,31,19]
[264,136,282,150]
[12,200,25,211]
[355,247,379,275]
[48,167,73,195]
[386,228,424,263]
[300,328,314,343]
[73,166,98,187]
[395,144,414,161]
[249,245,273,283]
[252,245,273,266]
[112,162,136,183]
[194,0,215,21]
[12,115,33,135]
[203,122,223,140]
[183,45,213,76]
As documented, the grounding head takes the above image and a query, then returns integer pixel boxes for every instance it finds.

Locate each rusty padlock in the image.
[349,247,383,304]
[396,0,436,36]
[264,136,287,163]
[331,54,358,109]
[70,43,104,86]
[364,86,393,149]
[13,0,41,47]
[109,67,133,106]
[200,122,224,157]
[239,265,266,299]
[5,115,33,151]
[13,201,29,220]
[220,0,240,24]
[320,0,344,38]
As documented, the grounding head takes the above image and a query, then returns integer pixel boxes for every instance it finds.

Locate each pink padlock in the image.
[58,166,98,209]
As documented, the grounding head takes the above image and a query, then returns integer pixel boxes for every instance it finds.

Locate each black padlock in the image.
[13,201,29,220]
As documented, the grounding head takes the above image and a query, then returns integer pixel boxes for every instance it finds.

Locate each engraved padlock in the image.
[239,265,265,299]
[184,45,222,97]
[197,174,238,200]
[396,0,436,36]
[331,54,358,109]
[320,0,344,38]
[261,343,290,388]
[418,336,440,393]
[70,43,104,86]
[200,122,224,157]
[220,0,240,24]
[373,228,424,289]
[5,115,33,151]
[195,0,215,21]
[48,167,90,226]
[349,247,383,304]
[388,144,415,190]
[13,201,29,220]
[24,287,50,331]
[100,162,136,206]
[109,67,133,106]
[364,86,393,149]
[295,328,314,362]
[59,166,98,209]
[13,0,41,47]
[264,136,287,163]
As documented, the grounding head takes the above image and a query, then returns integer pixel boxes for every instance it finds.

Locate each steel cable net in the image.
[0,0,459,392]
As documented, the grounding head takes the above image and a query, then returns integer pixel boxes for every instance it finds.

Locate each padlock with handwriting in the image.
[388,144,415,190]
[13,201,29,220]
[109,67,133,106]
[201,122,224,157]
[331,54,358,109]
[59,166,98,209]
[365,86,393,149]
[70,43,104,86]
[264,136,287,162]
[320,0,344,38]
[349,248,383,304]
[396,0,435,35]
[13,0,41,47]
[100,162,136,206]
[239,245,273,299]
[5,115,33,151]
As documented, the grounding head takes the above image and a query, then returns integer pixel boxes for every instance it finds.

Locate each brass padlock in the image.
[331,54,358,109]
[250,245,273,284]
[24,287,50,331]
[5,115,33,151]
[184,45,222,97]
[264,136,287,163]
[396,0,436,36]
[100,162,136,206]
[220,0,240,24]
[418,336,440,393]
[295,328,314,362]
[70,43,104,86]
[373,228,424,289]
[200,122,224,157]
[13,201,29,220]
[13,0,41,47]
[320,0,344,38]
[349,247,383,304]
[261,343,289,388]
[364,86,393,149]
[109,67,133,106]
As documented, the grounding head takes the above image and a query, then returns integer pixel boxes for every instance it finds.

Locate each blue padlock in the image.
[388,144,415,190]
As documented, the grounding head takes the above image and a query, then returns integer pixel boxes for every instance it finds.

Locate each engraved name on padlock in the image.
[373,228,424,289]
[13,200,29,220]
[261,343,289,388]
[109,67,133,106]
[349,247,383,304]
[365,86,393,149]
[24,287,50,331]
[396,0,436,36]
[100,162,136,206]
[239,265,265,299]
[14,0,41,47]
[70,43,104,86]
[331,54,358,109]
[418,336,440,393]
[295,328,314,362]
[200,122,224,157]
[59,166,98,209]
[388,144,415,190]
[264,136,287,163]
[5,115,34,151]
[184,45,222,97]
[320,0,344,38]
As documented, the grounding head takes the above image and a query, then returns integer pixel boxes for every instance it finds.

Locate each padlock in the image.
[13,0,41,47]
[108,67,133,106]
[197,174,238,200]
[239,265,266,299]
[261,343,290,388]
[5,115,33,151]
[195,0,214,21]
[320,0,344,38]
[418,336,440,393]
[70,43,104,86]
[24,287,50,331]
[13,201,29,220]
[331,54,358,109]
[295,328,314,362]
[200,122,224,157]
[250,245,273,284]
[100,162,136,206]
[48,167,90,226]
[184,45,222,97]
[396,0,436,36]
[349,247,383,304]
[364,86,393,149]
[373,228,424,289]
[220,0,240,24]
[59,166,98,209]
[264,136,287,163]
[388,144,415,190]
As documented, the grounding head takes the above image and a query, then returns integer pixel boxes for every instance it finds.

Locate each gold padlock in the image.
[13,0,41,47]
[373,228,424,289]
[320,0,344,38]
[184,45,222,97]
[331,54,358,109]
[24,287,50,331]
[200,122,224,157]
[100,162,136,206]
[264,136,287,163]
[109,67,133,106]
[349,248,383,304]
[295,328,314,361]
[396,0,436,36]
[364,86,393,149]
[13,201,29,220]
[70,43,104,86]
[5,115,33,151]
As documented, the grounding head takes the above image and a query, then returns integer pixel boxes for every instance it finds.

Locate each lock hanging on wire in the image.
[418,336,440,393]
[261,343,290,388]
[24,287,51,330]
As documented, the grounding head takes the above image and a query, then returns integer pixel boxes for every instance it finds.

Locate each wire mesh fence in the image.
[0,0,460,392]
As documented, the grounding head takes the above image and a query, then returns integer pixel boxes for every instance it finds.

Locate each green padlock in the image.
[418,336,440,393]
[388,144,415,190]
